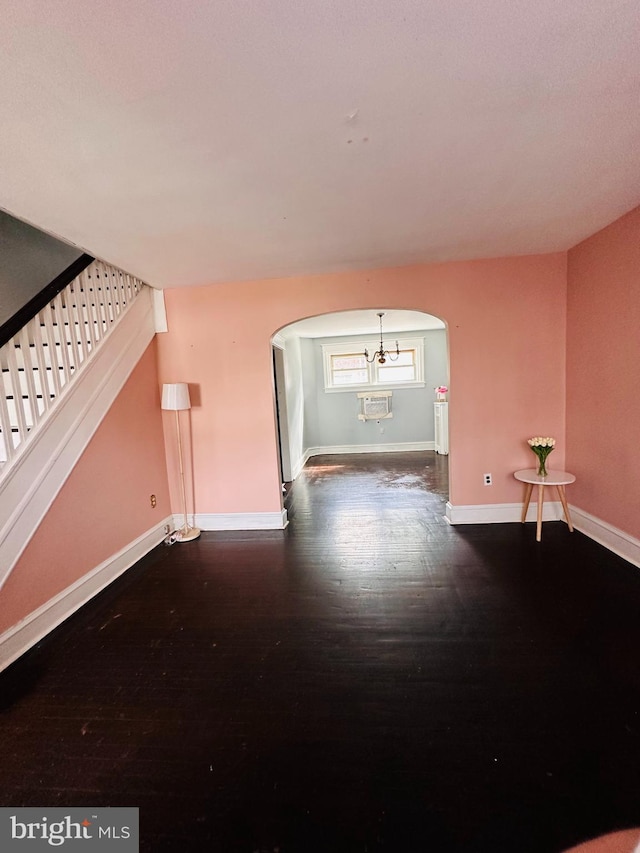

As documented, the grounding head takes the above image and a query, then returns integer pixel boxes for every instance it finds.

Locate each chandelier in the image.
[364,312,400,365]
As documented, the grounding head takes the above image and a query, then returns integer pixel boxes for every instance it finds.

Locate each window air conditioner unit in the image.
[357,391,392,421]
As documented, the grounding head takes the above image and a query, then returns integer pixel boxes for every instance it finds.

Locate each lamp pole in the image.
[161,383,200,543]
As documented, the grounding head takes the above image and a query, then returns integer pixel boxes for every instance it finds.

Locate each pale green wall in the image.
[302,328,448,449]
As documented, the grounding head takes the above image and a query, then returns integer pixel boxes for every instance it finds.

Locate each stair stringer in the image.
[0,287,156,591]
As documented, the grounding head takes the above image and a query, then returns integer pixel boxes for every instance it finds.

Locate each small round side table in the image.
[514,468,576,542]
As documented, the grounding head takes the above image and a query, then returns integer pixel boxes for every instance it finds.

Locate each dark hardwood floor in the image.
[1,451,640,852]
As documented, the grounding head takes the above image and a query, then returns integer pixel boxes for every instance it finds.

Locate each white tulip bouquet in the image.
[528,436,556,477]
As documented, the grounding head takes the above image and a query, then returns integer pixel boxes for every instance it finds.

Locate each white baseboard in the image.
[189,510,288,531]
[446,501,640,570]
[307,441,434,456]
[570,505,640,569]
[292,442,435,479]
[445,501,563,525]
[0,517,172,674]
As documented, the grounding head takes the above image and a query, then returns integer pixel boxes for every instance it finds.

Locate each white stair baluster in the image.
[17,327,41,426]
[32,311,53,414]
[80,269,100,349]
[50,292,73,387]
[0,259,146,478]
[69,280,89,366]
[0,353,14,464]
[5,339,29,448]
[40,305,62,400]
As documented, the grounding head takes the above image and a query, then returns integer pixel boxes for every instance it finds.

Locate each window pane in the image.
[330,352,369,386]
[332,354,366,371]
[391,350,414,366]
[377,364,416,382]
[333,368,369,385]
[376,349,417,383]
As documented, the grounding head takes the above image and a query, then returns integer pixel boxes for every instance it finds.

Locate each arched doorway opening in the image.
[271,308,449,515]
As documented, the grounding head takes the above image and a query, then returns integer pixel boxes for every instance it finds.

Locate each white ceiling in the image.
[1,1,639,290]
[279,309,445,340]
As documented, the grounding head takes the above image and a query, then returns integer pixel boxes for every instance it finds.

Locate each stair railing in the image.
[0,260,146,468]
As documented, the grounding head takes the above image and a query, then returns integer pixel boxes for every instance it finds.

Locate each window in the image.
[377,348,418,384]
[323,338,424,391]
[329,352,369,386]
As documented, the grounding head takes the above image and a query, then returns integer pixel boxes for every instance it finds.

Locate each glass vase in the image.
[534,452,552,477]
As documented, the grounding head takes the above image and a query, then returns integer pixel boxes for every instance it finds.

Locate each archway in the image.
[271,308,449,515]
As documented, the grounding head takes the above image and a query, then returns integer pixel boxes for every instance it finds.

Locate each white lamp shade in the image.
[161,383,191,411]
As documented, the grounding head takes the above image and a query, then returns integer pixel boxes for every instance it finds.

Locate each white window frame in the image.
[322,337,425,392]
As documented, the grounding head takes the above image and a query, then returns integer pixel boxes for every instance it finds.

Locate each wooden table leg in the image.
[521,483,533,523]
[556,485,574,532]
[536,483,545,542]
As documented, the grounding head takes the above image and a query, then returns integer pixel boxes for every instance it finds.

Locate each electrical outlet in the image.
[483,473,492,486]
[150,494,157,508]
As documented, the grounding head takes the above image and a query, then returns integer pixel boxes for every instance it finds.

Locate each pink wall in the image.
[567,206,640,539]
[157,253,567,516]
[0,340,171,634]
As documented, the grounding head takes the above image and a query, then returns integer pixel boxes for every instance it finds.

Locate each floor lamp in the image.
[161,383,201,543]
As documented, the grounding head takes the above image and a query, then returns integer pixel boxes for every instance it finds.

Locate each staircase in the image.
[0,260,144,468]
[0,258,157,591]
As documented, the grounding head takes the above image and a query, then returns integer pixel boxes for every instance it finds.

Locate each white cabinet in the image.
[434,402,449,455]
